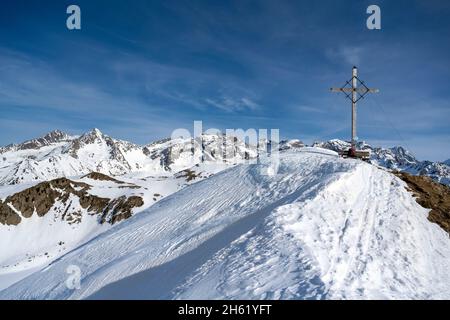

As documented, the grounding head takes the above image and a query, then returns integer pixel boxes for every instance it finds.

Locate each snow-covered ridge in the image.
[2,150,449,299]
[313,139,450,186]
[0,130,72,154]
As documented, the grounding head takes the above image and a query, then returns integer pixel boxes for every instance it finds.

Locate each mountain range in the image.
[0,129,449,299]
[0,129,261,186]
[1,130,449,187]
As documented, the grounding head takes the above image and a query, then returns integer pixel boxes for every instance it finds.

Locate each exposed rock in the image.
[82,172,125,184]
[7,178,84,218]
[0,177,144,226]
[0,201,21,225]
[101,196,144,225]
[176,169,201,182]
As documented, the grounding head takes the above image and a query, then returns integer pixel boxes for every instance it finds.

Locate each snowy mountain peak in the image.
[88,128,104,139]
[39,130,70,144]
[386,146,417,165]
[279,139,305,151]
[0,130,71,154]
[76,128,106,144]
[91,128,102,135]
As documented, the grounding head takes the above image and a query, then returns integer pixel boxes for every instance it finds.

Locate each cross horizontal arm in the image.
[330,87,379,93]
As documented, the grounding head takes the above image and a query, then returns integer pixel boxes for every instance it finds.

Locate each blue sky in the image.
[0,0,449,161]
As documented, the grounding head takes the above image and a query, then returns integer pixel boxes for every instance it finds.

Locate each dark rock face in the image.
[7,179,79,218]
[101,196,144,224]
[82,172,125,184]
[159,147,174,170]
[0,176,144,226]
[0,201,21,225]
[175,169,201,182]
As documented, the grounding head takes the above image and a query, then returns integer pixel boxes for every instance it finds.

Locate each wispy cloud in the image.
[205,97,259,113]
[297,105,326,114]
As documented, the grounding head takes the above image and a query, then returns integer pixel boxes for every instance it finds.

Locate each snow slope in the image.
[1,149,449,300]
[0,162,230,291]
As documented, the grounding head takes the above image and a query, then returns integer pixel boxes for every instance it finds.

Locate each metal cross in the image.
[331,66,379,150]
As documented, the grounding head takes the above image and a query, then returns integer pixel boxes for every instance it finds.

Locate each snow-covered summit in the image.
[313,139,450,185]
[279,139,305,151]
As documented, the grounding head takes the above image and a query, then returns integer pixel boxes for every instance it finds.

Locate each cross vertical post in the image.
[351,66,357,149]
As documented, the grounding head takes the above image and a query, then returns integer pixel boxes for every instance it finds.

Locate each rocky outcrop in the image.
[176,169,202,182]
[0,201,21,226]
[0,176,144,226]
[82,172,125,184]
[100,196,144,224]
